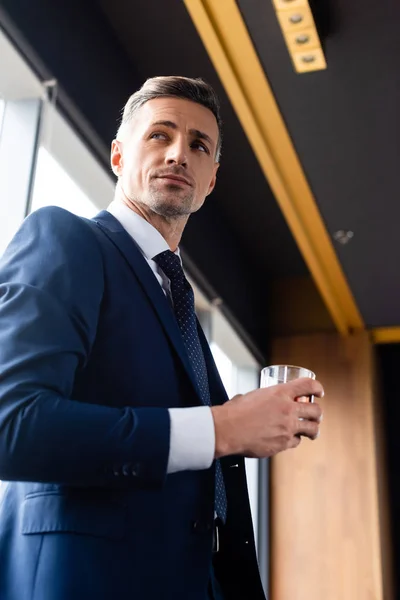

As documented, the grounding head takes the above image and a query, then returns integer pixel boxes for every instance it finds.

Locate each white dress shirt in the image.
[107,200,215,473]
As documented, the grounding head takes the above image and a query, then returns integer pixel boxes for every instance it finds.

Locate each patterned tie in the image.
[154,250,227,523]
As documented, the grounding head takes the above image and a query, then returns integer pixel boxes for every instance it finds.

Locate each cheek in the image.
[199,168,215,195]
[193,180,209,208]
[121,150,144,190]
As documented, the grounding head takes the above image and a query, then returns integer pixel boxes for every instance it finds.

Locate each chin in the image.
[155,205,192,218]
[150,195,194,218]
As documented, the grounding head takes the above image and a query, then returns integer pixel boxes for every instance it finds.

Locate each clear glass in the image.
[260,364,316,402]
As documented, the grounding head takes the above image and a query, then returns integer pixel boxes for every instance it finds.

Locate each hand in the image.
[211,378,324,459]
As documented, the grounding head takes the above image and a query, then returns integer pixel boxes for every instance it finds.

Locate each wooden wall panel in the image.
[269,332,393,600]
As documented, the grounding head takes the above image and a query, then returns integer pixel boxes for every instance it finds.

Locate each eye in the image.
[150,132,168,141]
[191,141,209,154]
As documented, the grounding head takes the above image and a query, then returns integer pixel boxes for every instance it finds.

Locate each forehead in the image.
[134,97,218,140]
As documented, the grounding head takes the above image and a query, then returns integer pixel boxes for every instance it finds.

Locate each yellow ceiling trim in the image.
[183,0,364,335]
[371,328,400,345]
[272,1,327,73]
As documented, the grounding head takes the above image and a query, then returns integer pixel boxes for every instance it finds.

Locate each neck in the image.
[115,183,187,252]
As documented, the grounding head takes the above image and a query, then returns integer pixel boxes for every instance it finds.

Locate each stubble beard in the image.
[146,182,196,218]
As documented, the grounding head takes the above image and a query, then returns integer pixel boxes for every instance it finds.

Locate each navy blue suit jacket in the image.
[0,207,265,600]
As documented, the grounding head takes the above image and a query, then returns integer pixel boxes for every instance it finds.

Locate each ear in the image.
[206,162,220,196]
[110,140,123,177]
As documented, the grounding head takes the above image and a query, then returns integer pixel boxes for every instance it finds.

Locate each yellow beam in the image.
[184,0,364,335]
[371,328,400,344]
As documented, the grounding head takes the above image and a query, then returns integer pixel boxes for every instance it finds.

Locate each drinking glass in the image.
[260,364,316,403]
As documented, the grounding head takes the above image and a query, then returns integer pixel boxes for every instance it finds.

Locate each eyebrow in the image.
[151,120,215,148]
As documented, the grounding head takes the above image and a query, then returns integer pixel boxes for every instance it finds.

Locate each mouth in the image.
[157,175,192,187]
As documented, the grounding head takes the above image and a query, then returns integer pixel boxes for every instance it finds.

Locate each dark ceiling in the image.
[238,0,400,328]
[0,0,399,357]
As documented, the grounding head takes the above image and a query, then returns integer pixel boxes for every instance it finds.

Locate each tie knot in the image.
[154,250,184,283]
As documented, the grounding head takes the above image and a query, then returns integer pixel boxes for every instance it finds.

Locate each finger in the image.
[289,435,302,449]
[296,402,323,423]
[296,418,320,440]
[288,378,324,400]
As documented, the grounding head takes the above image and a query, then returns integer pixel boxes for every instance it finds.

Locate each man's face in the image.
[111,97,220,218]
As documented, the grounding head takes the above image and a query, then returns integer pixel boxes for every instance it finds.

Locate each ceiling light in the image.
[295,34,310,44]
[301,54,316,63]
[289,14,303,24]
[273,1,327,73]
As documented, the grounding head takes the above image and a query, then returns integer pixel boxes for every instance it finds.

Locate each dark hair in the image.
[117,76,222,160]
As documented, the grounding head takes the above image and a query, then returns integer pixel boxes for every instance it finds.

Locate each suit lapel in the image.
[93,211,203,401]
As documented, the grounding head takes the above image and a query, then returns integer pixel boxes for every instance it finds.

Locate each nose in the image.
[165,138,188,168]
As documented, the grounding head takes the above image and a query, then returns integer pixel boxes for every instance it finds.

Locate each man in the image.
[0,76,323,600]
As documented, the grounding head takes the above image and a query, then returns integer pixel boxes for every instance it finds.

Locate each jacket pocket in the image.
[21,492,126,541]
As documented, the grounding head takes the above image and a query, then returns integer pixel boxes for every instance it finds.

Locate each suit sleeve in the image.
[0,207,170,488]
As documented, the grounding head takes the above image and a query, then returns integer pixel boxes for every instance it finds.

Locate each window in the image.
[0,26,114,246]
[30,147,98,218]
[30,103,115,217]
[210,342,235,397]
[0,98,4,132]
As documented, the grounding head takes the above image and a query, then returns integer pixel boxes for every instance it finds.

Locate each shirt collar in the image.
[107,199,180,262]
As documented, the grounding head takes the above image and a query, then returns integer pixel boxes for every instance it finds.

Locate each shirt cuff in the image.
[167,406,215,473]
